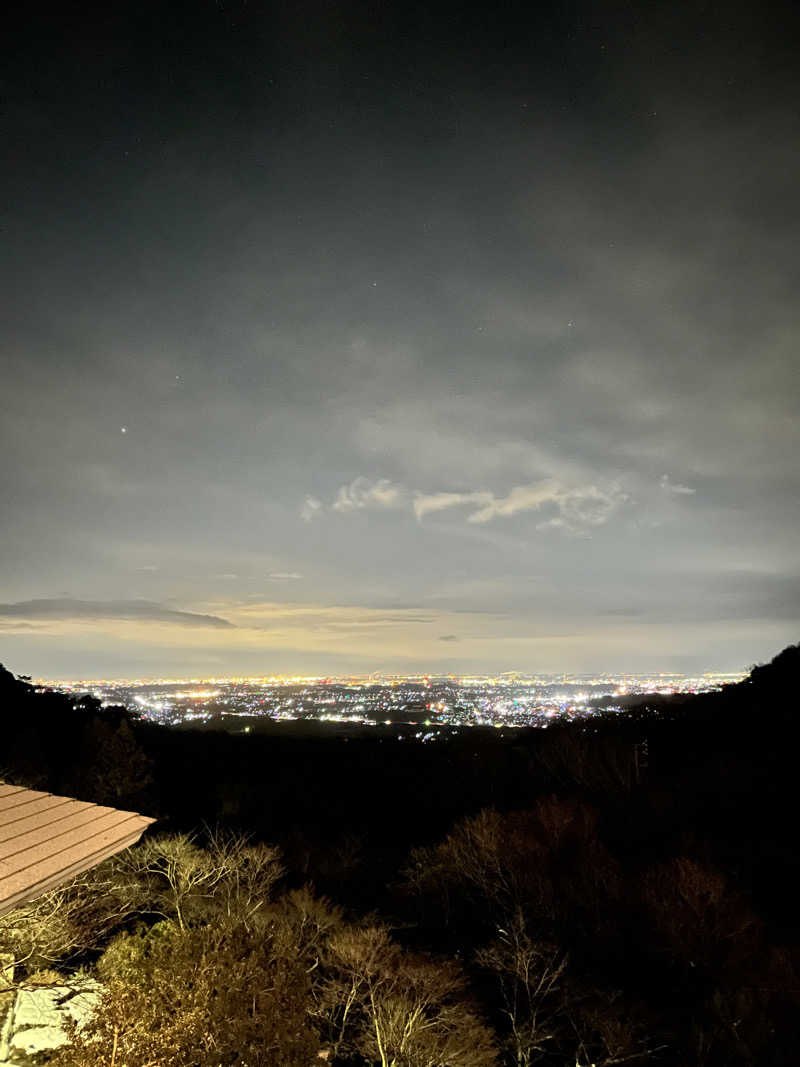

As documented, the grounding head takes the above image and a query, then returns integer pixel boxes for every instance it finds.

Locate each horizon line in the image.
[33,668,750,687]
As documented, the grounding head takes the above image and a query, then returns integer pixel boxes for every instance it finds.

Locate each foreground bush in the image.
[41,836,498,1067]
[52,919,319,1067]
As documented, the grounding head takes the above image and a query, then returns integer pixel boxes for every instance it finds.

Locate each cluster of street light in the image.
[43,670,744,735]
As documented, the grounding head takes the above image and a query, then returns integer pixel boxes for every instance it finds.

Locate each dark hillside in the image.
[2,646,800,1063]
[1,648,799,916]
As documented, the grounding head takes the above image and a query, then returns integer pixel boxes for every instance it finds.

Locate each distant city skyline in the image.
[2,3,798,678]
[36,668,749,686]
[42,670,746,732]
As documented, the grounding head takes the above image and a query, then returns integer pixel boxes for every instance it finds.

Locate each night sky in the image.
[2,1,798,678]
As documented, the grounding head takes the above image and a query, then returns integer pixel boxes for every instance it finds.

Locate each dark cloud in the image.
[1,1,798,675]
[0,600,234,630]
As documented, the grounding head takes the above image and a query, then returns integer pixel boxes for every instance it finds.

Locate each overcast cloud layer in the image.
[1,2,798,677]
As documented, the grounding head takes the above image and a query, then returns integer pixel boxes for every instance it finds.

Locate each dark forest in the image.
[2,645,799,1065]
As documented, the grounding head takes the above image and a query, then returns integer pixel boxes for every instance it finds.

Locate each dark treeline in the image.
[1,645,799,1064]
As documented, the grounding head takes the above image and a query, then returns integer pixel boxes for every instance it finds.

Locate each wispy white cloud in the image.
[660,474,696,495]
[413,490,492,521]
[267,572,304,580]
[467,482,566,524]
[417,481,628,531]
[313,477,627,532]
[332,477,405,513]
[301,495,323,522]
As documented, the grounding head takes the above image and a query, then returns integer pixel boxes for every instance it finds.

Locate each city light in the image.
[37,670,745,734]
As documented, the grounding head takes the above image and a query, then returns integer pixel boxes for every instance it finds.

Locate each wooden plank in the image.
[0,828,148,914]
[0,809,136,866]
[0,815,146,896]
[0,785,155,916]
[0,799,91,839]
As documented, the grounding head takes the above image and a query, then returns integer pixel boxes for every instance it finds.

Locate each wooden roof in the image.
[0,783,155,916]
